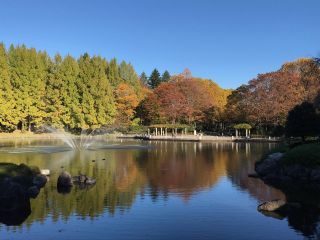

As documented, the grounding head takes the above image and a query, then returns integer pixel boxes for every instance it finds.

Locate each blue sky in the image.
[1,0,319,88]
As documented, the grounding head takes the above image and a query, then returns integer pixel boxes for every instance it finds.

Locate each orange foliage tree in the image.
[114,83,139,126]
[137,70,230,127]
[225,58,320,133]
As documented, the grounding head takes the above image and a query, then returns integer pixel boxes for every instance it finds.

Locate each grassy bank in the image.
[261,142,320,167]
[0,132,61,140]
[0,163,40,183]
[281,143,320,167]
[0,132,121,140]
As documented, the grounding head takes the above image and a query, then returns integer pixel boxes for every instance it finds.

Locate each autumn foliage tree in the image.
[0,43,144,132]
[225,58,320,136]
[114,83,139,127]
[136,92,163,125]
[137,70,230,127]
[245,71,304,126]
[281,58,320,102]
[154,83,187,124]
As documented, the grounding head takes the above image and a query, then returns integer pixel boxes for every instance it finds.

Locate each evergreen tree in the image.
[119,61,142,96]
[60,55,83,129]
[0,44,147,132]
[148,69,161,89]
[106,58,120,87]
[8,45,47,131]
[0,43,17,130]
[91,56,116,127]
[140,72,148,86]
[78,53,97,129]
[45,54,83,130]
[45,54,65,128]
[78,54,115,129]
[161,70,171,82]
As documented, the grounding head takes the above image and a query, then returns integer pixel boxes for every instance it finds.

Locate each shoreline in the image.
[0,133,119,140]
[118,134,283,143]
[0,132,284,143]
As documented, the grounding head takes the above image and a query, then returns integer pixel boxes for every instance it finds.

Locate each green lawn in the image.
[281,143,320,167]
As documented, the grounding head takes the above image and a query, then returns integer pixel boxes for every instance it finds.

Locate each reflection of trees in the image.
[225,143,285,202]
[136,141,227,200]
[223,143,320,238]
[0,147,146,227]
[0,140,293,230]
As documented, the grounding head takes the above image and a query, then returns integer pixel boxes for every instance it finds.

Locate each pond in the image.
[0,139,316,240]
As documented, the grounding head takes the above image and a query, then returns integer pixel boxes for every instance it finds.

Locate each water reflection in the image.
[0,139,318,239]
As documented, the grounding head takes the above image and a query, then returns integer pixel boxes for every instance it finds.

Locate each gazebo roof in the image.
[233,123,252,130]
[149,124,191,129]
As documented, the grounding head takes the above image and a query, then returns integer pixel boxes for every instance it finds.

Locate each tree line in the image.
[224,58,320,136]
[137,69,231,128]
[0,43,230,133]
[0,43,319,136]
[0,44,166,132]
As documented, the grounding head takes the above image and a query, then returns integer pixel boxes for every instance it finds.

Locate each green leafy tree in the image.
[285,102,320,141]
[119,61,142,97]
[140,72,148,86]
[45,54,83,130]
[106,58,120,87]
[45,54,65,128]
[0,43,17,131]
[78,54,115,129]
[8,45,47,131]
[148,69,161,89]
[161,70,171,82]
[0,43,152,133]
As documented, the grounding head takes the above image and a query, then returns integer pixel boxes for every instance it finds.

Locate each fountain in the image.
[44,126,97,150]
[0,126,152,154]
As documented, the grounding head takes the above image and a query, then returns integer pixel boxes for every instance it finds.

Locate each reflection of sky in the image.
[0,141,303,239]
[1,177,300,240]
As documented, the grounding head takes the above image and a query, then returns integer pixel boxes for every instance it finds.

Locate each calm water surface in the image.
[0,139,317,240]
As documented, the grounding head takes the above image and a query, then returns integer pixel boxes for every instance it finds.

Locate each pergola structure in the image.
[147,124,192,136]
[233,123,252,137]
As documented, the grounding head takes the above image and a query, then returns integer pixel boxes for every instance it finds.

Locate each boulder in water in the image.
[72,174,96,186]
[258,199,286,212]
[255,153,283,177]
[57,171,73,188]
